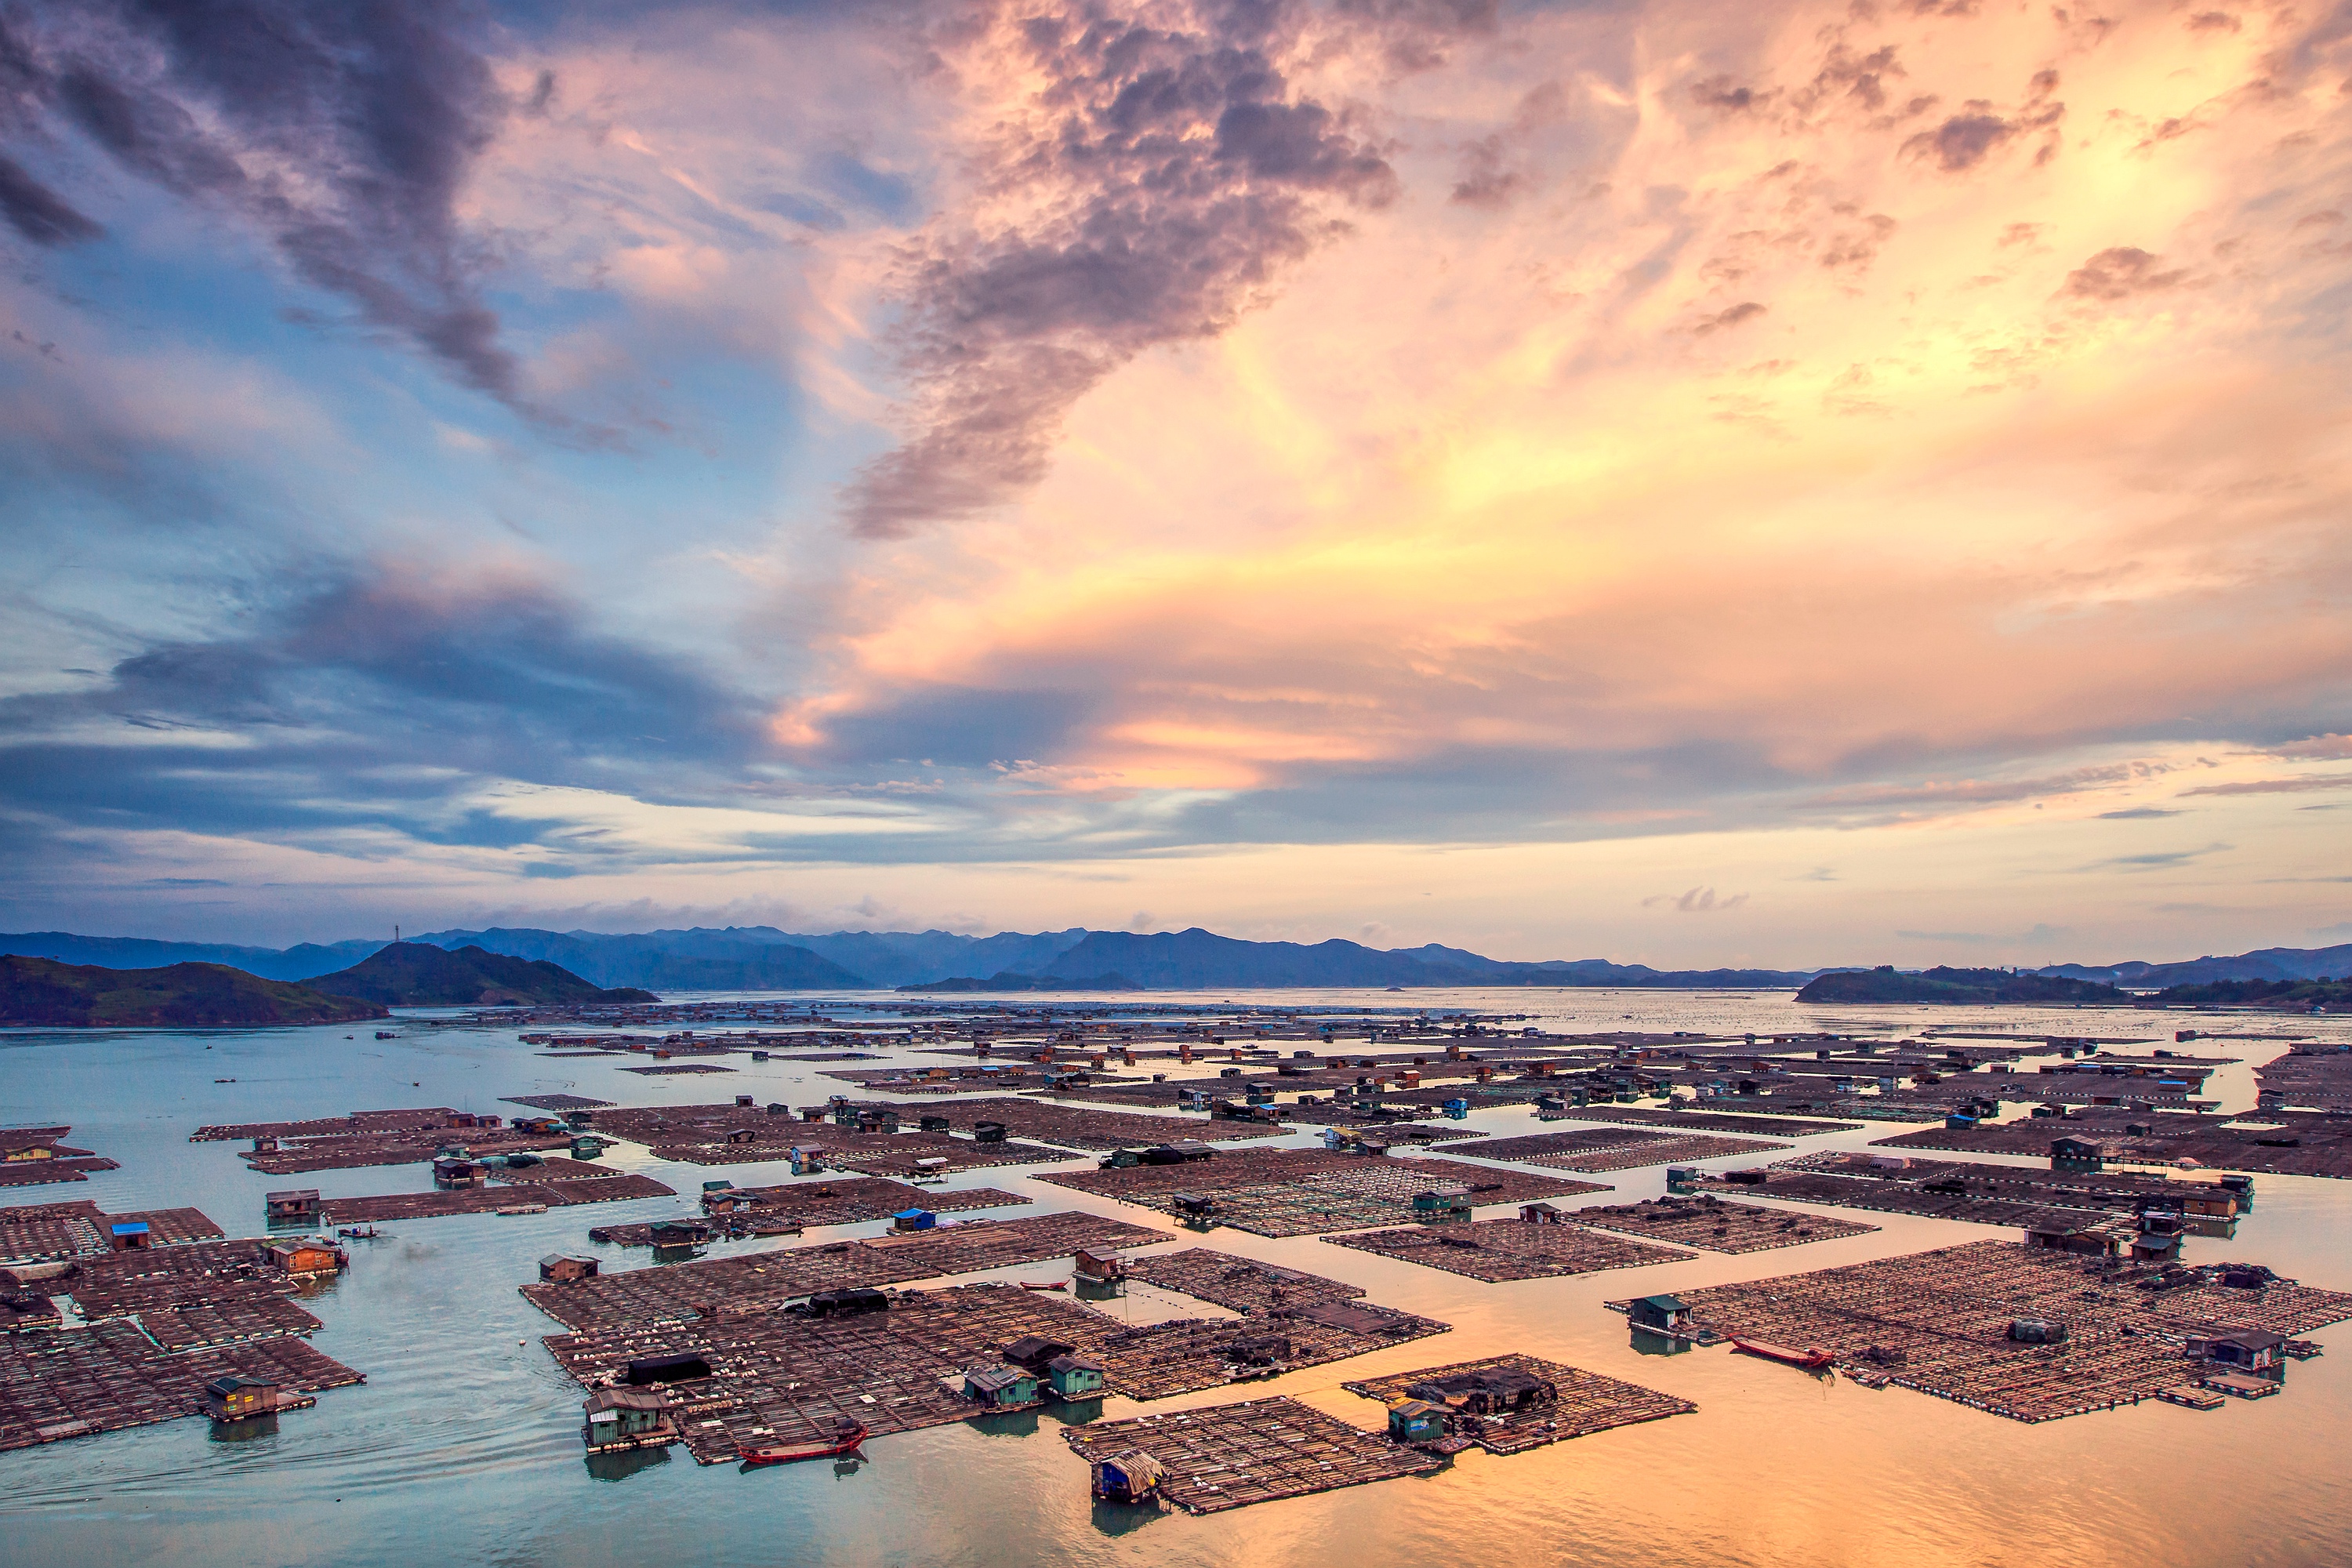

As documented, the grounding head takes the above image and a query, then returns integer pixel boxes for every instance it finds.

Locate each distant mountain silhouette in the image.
[405,928,874,991]
[14,925,2351,995]
[300,942,655,1006]
[0,955,386,1027]
[2035,942,2352,988]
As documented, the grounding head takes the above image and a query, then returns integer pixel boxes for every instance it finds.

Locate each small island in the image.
[0,955,387,1027]
[1797,965,2125,1005]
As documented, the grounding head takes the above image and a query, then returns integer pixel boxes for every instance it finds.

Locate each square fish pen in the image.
[1649,1240,2352,1422]
[1454,1129,1790,1174]
[1324,1219,1691,1282]
[1062,1396,1443,1514]
[1342,1353,1697,1454]
[1567,1196,1879,1253]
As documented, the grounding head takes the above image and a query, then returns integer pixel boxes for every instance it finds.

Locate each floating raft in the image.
[590,1179,1025,1246]
[1324,1218,1690,1282]
[1341,1353,1697,1454]
[318,1174,674,1225]
[1038,1149,1606,1238]
[1062,1396,1443,1514]
[1440,1128,1790,1174]
[1568,1196,1878,1254]
[1650,1239,2352,1423]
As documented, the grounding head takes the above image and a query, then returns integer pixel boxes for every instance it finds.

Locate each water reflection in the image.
[205,1414,279,1443]
[583,1446,670,1483]
[1090,1497,1167,1537]
[4,991,2351,1566]
[1629,1327,1691,1358]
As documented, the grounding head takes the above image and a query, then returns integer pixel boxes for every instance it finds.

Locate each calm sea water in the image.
[3,989,2350,1568]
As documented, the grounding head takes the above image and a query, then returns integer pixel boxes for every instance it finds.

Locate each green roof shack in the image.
[963,1364,1040,1410]
[1046,1352,1106,1400]
[1628,1294,1693,1334]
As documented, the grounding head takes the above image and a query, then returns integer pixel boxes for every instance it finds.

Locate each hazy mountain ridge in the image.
[8,926,2350,993]
[2033,943,2352,988]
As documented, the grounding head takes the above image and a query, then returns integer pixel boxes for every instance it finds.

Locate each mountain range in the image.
[2,924,2345,993]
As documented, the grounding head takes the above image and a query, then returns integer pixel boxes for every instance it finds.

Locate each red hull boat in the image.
[741,1421,867,1466]
[1731,1338,1835,1370]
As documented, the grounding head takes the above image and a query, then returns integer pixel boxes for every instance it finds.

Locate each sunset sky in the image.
[2,0,2347,964]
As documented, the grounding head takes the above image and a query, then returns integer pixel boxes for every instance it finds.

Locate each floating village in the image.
[5,999,2352,1515]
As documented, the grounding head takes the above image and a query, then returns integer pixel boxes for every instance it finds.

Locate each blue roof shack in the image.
[893,1208,937,1232]
[962,1365,1040,1410]
[1440,1098,1471,1120]
[108,1221,151,1252]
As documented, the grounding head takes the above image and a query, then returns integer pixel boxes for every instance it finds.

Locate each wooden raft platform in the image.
[1651,1240,2352,1423]
[1122,1248,1365,1312]
[1063,1396,1443,1514]
[1037,1149,1605,1238]
[1532,1106,1864,1135]
[1325,1218,1690,1282]
[1449,1128,1788,1174]
[318,1174,674,1225]
[590,1179,1028,1245]
[862,1097,1283,1151]
[1,1202,227,1265]
[523,1211,1166,1333]
[1568,1196,1879,1254]
[0,1225,364,1452]
[1341,1353,1696,1454]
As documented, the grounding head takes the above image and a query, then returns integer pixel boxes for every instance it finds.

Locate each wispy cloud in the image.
[1644,887,1749,913]
[2179,775,2352,797]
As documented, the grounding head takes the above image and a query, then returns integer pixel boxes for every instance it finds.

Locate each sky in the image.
[1,0,2348,966]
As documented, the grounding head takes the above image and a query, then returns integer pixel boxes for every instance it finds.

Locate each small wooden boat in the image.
[741,1420,867,1466]
[1018,1279,1068,1292]
[336,1225,383,1240]
[1732,1338,1835,1370]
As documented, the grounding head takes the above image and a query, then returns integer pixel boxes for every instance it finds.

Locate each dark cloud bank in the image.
[0,2,555,420]
[842,0,1491,538]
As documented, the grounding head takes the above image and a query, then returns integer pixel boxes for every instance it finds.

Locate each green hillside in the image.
[0,955,387,1027]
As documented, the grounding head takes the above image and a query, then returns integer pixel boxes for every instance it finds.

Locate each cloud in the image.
[2268,734,2352,760]
[1692,301,1766,335]
[2178,775,2352,797]
[0,556,764,854]
[0,151,101,245]
[1643,887,1748,913]
[2062,247,2190,301]
[839,2,1426,538]
[5,3,566,427]
[2078,843,2233,872]
[2096,806,2181,819]
[1797,766,2140,815]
